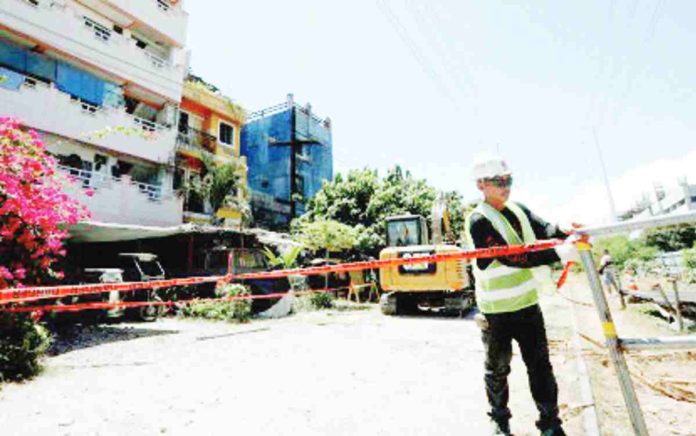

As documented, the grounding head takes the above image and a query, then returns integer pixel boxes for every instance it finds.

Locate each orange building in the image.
[174,77,248,228]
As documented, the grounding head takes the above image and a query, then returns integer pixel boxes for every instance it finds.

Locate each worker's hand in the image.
[559,222,584,235]
[554,236,582,264]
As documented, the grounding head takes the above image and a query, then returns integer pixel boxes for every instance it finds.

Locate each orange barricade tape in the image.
[556,261,575,290]
[0,239,564,307]
[3,286,348,314]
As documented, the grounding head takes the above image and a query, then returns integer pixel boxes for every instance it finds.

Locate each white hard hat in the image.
[471,154,512,180]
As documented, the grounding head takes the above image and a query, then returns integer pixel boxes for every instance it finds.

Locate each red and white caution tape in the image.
[0,239,565,308]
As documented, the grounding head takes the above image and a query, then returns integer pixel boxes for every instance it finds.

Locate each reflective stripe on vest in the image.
[465,201,539,314]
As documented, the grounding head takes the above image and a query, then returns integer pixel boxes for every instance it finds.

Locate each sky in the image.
[184,0,696,225]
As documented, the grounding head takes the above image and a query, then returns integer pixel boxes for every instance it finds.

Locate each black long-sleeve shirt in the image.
[468,202,567,270]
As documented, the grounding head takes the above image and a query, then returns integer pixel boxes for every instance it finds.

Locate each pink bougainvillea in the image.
[0,117,90,289]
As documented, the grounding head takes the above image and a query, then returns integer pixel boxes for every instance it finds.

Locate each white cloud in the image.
[540,149,696,225]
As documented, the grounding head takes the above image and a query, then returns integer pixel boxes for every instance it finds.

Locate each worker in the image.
[464,155,580,436]
[598,249,620,294]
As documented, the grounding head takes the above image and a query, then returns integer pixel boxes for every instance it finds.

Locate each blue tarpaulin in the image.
[1,37,108,106]
[0,66,24,90]
[26,51,56,82]
[0,39,26,71]
[56,62,105,106]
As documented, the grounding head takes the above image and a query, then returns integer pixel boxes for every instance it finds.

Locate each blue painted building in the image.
[241,94,333,229]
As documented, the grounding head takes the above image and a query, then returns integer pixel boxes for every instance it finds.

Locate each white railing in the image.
[69,96,101,116]
[57,164,173,201]
[131,115,166,133]
[247,101,292,122]
[156,0,171,12]
[21,76,51,90]
[83,16,112,43]
[143,50,168,69]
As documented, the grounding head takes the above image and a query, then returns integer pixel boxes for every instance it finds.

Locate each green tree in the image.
[182,156,250,224]
[592,235,658,270]
[644,224,696,252]
[294,220,357,253]
[296,166,470,255]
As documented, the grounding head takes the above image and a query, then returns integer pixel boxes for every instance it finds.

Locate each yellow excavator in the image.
[378,194,474,315]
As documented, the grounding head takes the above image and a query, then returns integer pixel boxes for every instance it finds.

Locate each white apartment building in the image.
[0,0,189,226]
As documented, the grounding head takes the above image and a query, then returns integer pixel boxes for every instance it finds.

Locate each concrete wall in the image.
[0,0,187,101]
[0,81,176,164]
[59,166,182,226]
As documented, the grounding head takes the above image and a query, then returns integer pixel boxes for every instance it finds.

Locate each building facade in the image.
[241,94,333,230]
[621,180,696,221]
[174,77,248,229]
[0,0,189,226]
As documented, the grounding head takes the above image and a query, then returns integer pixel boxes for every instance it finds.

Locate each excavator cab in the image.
[386,215,428,247]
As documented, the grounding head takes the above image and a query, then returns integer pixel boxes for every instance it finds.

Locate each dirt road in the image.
[0,293,591,436]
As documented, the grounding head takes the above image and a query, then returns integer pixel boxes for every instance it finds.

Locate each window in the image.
[178,111,189,134]
[94,154,107,171]
[219,122,234,145]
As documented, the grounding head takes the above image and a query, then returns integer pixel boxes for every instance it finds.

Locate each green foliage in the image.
[181,283,251,323]
[0,313,51,381]
[593,235,658,269]
[262,245,303,269]
[180,155,250,220]
[296,166,469,255]
[293,220,357,253]
[309,291,335,309]
[644,224,696,252]
[682,246,696,283]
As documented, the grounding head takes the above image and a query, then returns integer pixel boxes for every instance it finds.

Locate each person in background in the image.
[598,249,620,294]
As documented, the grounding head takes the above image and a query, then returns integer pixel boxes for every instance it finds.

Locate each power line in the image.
[375,0,459,108]
[402,0,479,102]
[592,127,618,221]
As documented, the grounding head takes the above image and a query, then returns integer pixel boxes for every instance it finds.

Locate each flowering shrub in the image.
[0,117,89,289]
[0,117,89,381]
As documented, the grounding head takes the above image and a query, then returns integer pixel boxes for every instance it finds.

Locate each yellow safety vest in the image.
[465,202,539,314]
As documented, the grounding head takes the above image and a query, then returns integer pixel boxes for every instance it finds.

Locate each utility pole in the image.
[269,94,322,221]
[592,127,618,221]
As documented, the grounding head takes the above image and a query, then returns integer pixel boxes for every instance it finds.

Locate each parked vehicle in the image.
[205,247,292,314]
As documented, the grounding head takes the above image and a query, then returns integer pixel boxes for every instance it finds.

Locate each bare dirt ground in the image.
[0,291,593,436]
[566,275,696,436]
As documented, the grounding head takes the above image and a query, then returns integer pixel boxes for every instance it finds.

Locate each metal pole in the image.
[579,210,696,237]
[289,104,297,220]
[577,242,649,436]
[671,280,684,332]
[620,336,696,350]
[615,274,627,309]
[592,127,618,221]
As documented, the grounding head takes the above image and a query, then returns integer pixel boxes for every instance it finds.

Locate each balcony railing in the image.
[156,0,171,12]
[57,164,173,201]
[176,128,217,155]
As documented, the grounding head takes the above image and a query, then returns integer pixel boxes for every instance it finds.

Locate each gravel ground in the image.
[0,294,590,436]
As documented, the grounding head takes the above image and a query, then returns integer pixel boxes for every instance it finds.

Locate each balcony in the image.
[1,0,186,101]
[103,0,188,47]
[0,78,177,164]
[57,165,183,226]
[175,128,217,161]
